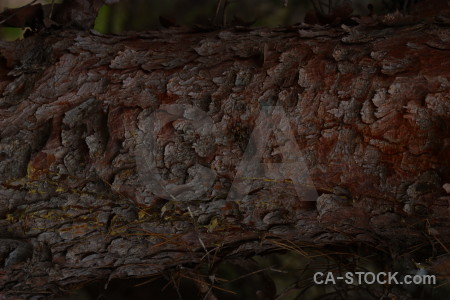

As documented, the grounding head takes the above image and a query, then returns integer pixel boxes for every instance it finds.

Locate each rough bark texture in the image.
[0,21,449,298]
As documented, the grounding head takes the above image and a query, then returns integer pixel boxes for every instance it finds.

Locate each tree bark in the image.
[0,21,449,298]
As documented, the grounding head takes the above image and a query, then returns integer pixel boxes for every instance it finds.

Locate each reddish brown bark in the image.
[0,19,449,298]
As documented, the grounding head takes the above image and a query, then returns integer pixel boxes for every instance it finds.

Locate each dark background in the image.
[1,0,412,39]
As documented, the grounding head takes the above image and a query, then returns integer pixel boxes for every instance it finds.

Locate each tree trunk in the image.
[0,22,449,298]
